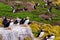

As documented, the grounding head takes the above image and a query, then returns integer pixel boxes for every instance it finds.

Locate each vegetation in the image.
[0,0,60,24]
[30,22,60,40]
[0,0,60,40]
[0,20,60,40]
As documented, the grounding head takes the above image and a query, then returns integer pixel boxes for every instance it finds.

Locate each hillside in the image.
[0,0,60,25]
[0,0,60,40]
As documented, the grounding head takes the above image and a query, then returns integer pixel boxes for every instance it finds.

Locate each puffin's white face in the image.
[9,20,14,26]
[38,3,40,6]
[39,31,44,37]
[16,18,21,22]
[26,16,29,19]
[24,20,29,25]
[45,4,48,6]
[50,36,55,39]
[46,36,48,39]
[13,9,15,13]
[17,23,20,26]
[17,17,19,20]
[47,39,50,40]
[10,22,14,26]
[11,7,13,9]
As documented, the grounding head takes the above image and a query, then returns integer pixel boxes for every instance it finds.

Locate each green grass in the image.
[0,0,60,24]
[0,0,60,40]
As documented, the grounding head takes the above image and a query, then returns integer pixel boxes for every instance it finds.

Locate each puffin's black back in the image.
[37,30,41,37]
[4,21,11,28]
[47,35,51,38]
[14,20,18,24]
[2,17,8,27]
[20,18,26,24]
[2,17,7,24]
[37,32,40,37]
[37,29,43,37]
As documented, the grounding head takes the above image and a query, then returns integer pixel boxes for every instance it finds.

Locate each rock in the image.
[51,21,60,26]
[0,34,2,40]
[39,14,52,20]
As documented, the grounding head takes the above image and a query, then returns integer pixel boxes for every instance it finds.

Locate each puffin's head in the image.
[26,16,29,20]
[41,29,44,32]
[51,33,54,36]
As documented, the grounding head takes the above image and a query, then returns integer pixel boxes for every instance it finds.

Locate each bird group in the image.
[2,16,55,40]
[36,29,55,40]
[2,16,31,28]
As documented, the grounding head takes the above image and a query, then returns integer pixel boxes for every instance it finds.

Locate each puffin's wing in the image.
[37,31,41,37]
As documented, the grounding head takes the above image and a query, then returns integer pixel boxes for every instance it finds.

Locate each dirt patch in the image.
[39,14,52,20]
[51,21,60,26]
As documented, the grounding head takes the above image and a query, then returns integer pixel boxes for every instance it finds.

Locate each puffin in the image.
[14,20,18,24]
[45,33,55,40]
[43,34,51,40]
[2,17,8,28]
[24,17,30,25]
[49,33,55,40]
[37,29,44,38]
[8,19,14,28]
[43,36,48,40]
[20,18,25,24]
[16,17,21,23]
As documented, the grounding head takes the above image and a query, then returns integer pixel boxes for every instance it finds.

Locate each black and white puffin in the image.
[14,20,18,24]
[37,29,44,38]
[2,17,8,28]
[20,18,25,24]
[43,34,51,40]
[8,19,15,28]
[45,33,55,40]
[24,17,30,25]
[16,17,21,23]
[49,33,55,40]
[20,17,30,25]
